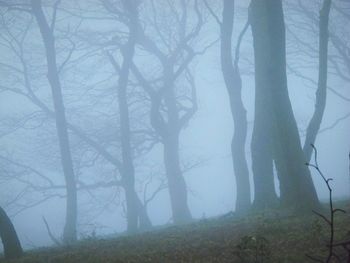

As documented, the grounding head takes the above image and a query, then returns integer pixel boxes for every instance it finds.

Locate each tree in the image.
[0,0,154,234]
[31,0,77,243]
[130,0,206,223]
[0,206,22,259]
[249,0,319,210]
[203,0,251,212]
[249,0,279,209]
[104,0,147,233]
[220,0,251,212]
[296,0,332,164]
[285,0,349,144]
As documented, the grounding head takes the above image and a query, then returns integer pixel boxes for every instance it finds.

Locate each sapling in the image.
[305,144,349,262]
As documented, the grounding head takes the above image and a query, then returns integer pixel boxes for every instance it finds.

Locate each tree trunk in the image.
[250,99,278,209]
[116,0,138,234]
[250,0,319,210]
[0,206,22,260]
[136,197,152,230]
[303,0,331,162]
[31,0,77,243]
[251,129,279,209]
[107,0,152,233]
[249,0,279,209]
[163,134,192,223]
[161,65,192,223]
[221,0,251,212]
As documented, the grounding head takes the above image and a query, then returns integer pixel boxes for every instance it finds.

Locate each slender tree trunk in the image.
[109,0,153,233]
[136,197,152,230]
[116,0,138,234]
[0,206,22,260]
[107,0,152,233]
[161,65,192,224]
[303,0,331,162]
[221,0,251,212]
[31,0,77,243]
[129,1,195,225]
[163,134,192,223]
[250,0,319,210]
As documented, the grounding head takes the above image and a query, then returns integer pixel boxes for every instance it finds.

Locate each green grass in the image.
[2,201,350,263]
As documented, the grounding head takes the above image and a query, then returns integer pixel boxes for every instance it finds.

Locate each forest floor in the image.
[2,200,350,263]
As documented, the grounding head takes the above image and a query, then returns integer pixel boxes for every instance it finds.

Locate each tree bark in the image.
[303,0,331,163]
[251,127,278,209]
[221,0,251,212]
[136,197,152,230]
[250,0,319,210]
[31,0,77,243]
[133,62,192,224]
[130,1,197,224]
[106,0,152,233]
[116,0,141,233]
[163,134,192,223]
[0,206,23,260]
[161,65,192,224]
[249,0,279,209]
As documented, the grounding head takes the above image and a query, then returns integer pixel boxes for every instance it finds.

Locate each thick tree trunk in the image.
[249,0,279,209]
[250,89,278,208]
[221,0,251,212]
[303,0,331,162]
[31,0,77,243]
[251,128,279,209]
[123,186,138,233]
[0,206,22,260]
[250,0,319,210]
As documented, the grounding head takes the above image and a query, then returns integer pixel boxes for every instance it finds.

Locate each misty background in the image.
[0,0,349,250]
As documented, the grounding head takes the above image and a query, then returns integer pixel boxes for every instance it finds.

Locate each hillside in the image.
[2,202,350,263]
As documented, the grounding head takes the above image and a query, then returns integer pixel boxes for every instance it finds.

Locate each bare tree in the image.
[249,0,279,209]
[285,0,350,140]
[303,0,332,163]
[103,0,148,233]
[0,206,22,259]
[129,0,208,223]
[204,0,251,212]
[249,0,319,210]
[287,0,334,164]
[0,0,155,234]
[30,0,77,243]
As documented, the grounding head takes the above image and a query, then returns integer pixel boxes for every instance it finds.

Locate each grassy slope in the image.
[2,202,350,263]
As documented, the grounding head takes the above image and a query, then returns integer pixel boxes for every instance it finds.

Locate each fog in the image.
[0,0,349,254]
